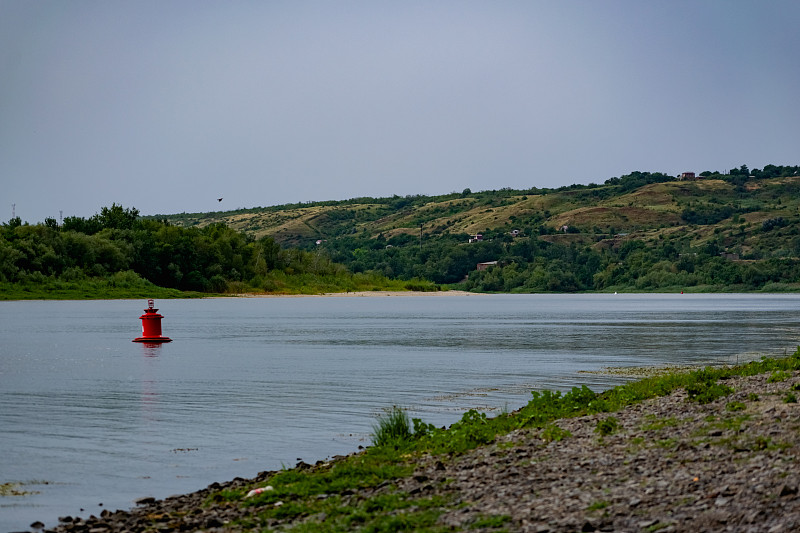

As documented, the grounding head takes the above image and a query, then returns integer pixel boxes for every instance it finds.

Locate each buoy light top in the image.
[144,298,159,314]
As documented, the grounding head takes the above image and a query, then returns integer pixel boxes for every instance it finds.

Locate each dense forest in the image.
[0,204,432,299]
[3,164,800,298]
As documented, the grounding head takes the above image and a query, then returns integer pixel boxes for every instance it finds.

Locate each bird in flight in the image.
[217,198,223,202]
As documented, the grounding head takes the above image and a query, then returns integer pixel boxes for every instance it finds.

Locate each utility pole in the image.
[11,203,15,219]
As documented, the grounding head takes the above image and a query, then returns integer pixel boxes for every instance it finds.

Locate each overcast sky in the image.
[2,1,799,224]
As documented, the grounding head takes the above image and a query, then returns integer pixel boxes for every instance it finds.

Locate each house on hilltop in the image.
[679,172,696,180]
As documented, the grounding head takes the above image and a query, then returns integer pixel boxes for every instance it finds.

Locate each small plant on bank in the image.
[768,370,791,383]
[371,406,413,447]
[587,500,610,511]
[784,392,798,403]
[540,423,572,442]
[726,401,746,411]
[595,416,621,436]
[470,514,511,529]
[685,368,734,404]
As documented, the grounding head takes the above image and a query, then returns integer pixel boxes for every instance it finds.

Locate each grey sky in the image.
[2,1,799,224]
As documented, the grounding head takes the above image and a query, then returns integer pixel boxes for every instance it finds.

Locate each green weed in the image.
[641,415,682,431]
[371,406,413,447]
[470,514,511,529]
[768,370,791,383]
[540,424,572,442]
[587,500,610,511]
[595,416,621,436]
[726,401,746,411]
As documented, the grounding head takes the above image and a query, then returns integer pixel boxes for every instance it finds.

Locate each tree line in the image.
[1,204,428,297]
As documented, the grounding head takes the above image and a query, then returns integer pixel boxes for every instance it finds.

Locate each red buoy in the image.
[133,299,172,343]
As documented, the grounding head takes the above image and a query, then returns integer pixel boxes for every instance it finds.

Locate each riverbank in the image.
[33,358,800,533]
[230,289,477,298]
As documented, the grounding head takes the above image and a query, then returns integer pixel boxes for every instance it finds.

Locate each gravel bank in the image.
[32,371,800,533]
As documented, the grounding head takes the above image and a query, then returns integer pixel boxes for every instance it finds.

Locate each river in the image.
[1,293,799,531]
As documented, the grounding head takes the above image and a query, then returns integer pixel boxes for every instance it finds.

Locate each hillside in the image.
[160,174,800,253]
[157,167,800,292]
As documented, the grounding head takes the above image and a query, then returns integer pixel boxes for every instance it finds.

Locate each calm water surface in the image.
[2,293,799,531]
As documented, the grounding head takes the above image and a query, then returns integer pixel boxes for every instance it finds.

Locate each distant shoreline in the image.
[227,290,479,298]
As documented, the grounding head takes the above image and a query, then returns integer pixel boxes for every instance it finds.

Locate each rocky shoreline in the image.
[31,370,800,533]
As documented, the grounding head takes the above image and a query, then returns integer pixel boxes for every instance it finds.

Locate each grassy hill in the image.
[160,174,800,256]
[155,167,800,292]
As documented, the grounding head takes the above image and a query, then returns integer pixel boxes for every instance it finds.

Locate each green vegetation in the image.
[0,204,436,299]
[371,406,413,447]
[768,370,791,383]
[594,416,621,436]
[192,348,800,532]
[156,163,800,293]
[640,415,682,431]
[725,401,747,412]
[6,163,800,297]
[540,423,572,443]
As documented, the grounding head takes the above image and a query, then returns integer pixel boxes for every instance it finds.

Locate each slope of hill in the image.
[157,167,800,292]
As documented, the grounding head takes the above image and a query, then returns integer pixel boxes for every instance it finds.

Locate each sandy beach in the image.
[230,290,480,298]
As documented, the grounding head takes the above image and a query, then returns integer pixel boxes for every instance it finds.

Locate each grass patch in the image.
[470,514,511,529]
[587,500,610,511]
[595,416,620,436]
[371,406,413,447]
[726,401,747,412]
[0,277,205,300]
[540,423,572,442]
[768,370,792,383]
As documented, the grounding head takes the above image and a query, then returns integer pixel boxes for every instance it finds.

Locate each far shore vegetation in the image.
[2,163,799,300]
[0,204,438,301]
